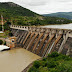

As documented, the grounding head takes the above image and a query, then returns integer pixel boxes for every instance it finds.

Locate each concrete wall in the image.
[10,25,72,57]
[10,25,72,35]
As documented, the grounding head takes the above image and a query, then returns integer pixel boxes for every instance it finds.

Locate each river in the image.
[0,48,41,72]
[42,23,72,30]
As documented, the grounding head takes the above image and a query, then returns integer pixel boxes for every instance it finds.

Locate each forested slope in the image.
[0,2,72,27]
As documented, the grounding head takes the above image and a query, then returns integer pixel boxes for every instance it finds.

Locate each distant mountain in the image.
[43,12,72,19]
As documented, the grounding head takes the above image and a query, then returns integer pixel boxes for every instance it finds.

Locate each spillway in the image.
[10,25,72,57]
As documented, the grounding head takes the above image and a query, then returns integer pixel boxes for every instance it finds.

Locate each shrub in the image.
[33,61,41,68]
[4,21,11,30]
[4,41,6,45]
[48,52,59,57]
[39,66,48,72]
[56,54,70,61]
[57,62,72,72]
[0,40,3,45]
[28,52,72,72]
[42,57,47,61]
[28,66,38,72]
[47,61,58,68]
[8,33,13,37]
[0,25,2,31]
[49,68,58,72]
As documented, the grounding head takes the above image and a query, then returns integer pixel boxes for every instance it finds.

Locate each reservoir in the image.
[0,48,41,72]
[42,23,72,30]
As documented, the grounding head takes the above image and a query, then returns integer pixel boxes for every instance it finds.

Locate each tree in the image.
[8,32,13,37]
[0,25,2,31]
[4,21,11,30]
[0,40,3,45]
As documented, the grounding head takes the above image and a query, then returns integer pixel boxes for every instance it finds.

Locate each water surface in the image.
[0,48,41,72]
[42,23,72,30]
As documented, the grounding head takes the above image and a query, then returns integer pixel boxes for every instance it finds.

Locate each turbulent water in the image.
[42,23,72,30]
[0,48,41,72]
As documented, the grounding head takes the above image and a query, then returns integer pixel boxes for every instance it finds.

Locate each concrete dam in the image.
[10,25,72,57]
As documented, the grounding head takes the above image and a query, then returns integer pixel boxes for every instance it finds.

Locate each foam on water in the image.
[0,45,10,51]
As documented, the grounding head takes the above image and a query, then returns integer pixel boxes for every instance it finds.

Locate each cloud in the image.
[27,0,72,14]
[58,0,72,3]
[0,0,9,2]
[28,2,47,6]
[22,0,48,6]
[0,0,72,14]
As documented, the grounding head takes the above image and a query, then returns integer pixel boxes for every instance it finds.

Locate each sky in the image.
[0,0,72,14]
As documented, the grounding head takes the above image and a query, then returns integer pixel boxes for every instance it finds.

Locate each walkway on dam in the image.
[0,48,41,72]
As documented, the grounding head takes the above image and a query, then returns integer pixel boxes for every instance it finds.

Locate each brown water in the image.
[0,48,41,72]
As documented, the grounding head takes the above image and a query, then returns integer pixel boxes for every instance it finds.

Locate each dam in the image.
[10,25,72,57]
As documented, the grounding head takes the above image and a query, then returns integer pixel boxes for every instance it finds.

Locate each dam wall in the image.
[10,25,72,57]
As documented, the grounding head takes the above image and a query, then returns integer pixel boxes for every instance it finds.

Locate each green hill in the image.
[0,2,43,26]
[43,12,72,19]
[0,2,39,17]
[0,2,72,26]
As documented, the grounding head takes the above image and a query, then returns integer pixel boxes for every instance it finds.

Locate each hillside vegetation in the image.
[0,2,72,26]
[0,2,39,17]
[28,52,72,72]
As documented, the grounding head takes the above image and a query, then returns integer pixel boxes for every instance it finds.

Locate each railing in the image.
[10,25,71,34]
[10,25,29,31]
